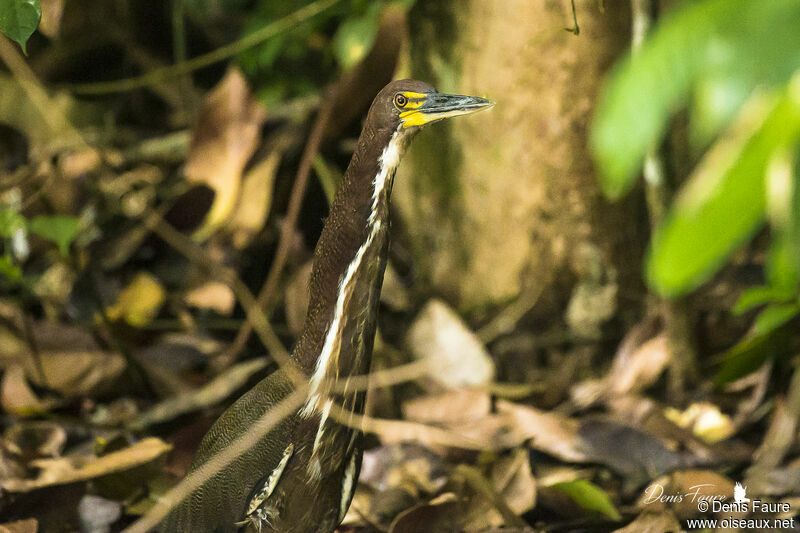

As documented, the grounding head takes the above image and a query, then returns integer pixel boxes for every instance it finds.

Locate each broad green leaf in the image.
[551,480,621,521]
[690,73,752,149]
[28,215,80,256]
[0,0,41,53]
[332,4,380,69]
[715,326,790,385]
[591,0,800,199]
[647,83,800,297]
[753,302,800,336]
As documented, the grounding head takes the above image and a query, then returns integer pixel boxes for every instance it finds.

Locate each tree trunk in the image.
[394,0,646,334]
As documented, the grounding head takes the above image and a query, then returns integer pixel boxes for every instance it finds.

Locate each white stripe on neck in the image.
[300,130,403,418]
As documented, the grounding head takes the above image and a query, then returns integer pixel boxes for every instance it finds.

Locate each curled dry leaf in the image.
[1,438,171,493]
[185,68,267,240]
[407,299,495,389]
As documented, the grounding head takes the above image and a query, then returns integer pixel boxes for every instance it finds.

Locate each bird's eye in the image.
[394,94,408,107]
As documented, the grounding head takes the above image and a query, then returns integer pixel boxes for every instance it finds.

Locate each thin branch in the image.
[69,0,342,95]
[0,36,86,149]
[564,0,580,35]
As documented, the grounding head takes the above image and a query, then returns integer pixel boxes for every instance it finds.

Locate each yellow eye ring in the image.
[394,94,408,107]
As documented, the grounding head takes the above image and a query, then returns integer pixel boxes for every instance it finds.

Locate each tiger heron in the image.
[163,79,493,532]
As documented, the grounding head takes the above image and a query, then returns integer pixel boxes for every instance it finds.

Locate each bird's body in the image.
[163,80,492,532]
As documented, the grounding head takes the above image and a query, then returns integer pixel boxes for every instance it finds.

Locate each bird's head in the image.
[368,79,494,134]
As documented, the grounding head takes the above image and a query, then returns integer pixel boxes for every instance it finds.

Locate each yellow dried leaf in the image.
[106,272,165,327]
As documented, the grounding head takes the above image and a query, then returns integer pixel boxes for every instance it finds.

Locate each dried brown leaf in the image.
[1,365,49,416]
[1,438,171,492]
[0,519,38,533]
[496,400,588,462]
[185,68,267,239]
[184,281,235,315]
[27,350,126,398]
[407,300,494,389]
[491,449,537,515]
[607,335,670,396]
[229,152,280,249]
[402,389,490,425]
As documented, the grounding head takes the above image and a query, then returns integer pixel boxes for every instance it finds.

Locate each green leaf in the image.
[551,480,621,521]
[591,0,800,199]
[0,209,26,239]
[690,73,752,149]
[0,255,21,280]
[647,83,800,297]
[332,4,380,69]
[28,215,80,256]
[734,286,787,315]
[765,233,800,295]
[715,325,790,385]
[753,302,800,335]
[0,0,41,54]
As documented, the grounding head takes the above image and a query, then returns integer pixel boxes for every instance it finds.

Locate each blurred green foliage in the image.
[0,209,80,284]
[0,0,40,53]
[184,0,411,106]
[551,479,622,521]
[591,0,800,383]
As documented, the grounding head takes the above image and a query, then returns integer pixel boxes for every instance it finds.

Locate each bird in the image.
[162,79,493,532]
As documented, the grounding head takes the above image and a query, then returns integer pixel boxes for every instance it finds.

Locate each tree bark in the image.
[395,0,646,330]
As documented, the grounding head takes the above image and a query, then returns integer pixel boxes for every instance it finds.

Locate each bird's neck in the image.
[294,124,407,412]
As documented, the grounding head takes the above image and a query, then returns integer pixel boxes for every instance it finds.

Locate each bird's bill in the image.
[400,92,494,128]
